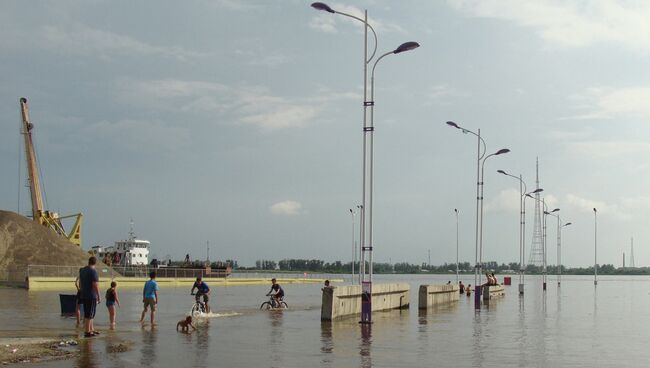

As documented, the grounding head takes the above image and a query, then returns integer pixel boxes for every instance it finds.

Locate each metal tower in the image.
[630,237,636,267]
[528,158,544,266]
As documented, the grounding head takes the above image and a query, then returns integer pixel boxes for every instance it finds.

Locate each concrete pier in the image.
[482,284,505,300]
[418,284,459,309]
[321,283,410,321]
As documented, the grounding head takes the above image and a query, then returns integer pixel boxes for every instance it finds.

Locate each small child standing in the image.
[105,281,120,328]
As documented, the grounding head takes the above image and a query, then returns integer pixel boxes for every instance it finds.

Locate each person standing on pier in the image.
[140,271,159,326]
[79,256,101,337]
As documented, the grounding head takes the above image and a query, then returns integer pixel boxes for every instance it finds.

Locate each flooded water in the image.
[1,274,648,367]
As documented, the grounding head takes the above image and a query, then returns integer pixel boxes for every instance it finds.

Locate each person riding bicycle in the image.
[267,278,284,307]
[190,277,211,313]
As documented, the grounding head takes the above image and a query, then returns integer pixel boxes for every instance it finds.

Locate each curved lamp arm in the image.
[446,121,487,160]
[311,2,378,63]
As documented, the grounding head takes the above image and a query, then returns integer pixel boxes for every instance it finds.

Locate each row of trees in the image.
[246,258,641,275]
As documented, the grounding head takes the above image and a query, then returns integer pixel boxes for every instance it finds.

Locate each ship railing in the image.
[24,265,343,281]
[25,264,231,279]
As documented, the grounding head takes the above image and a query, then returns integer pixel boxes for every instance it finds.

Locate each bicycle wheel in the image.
[280,301,288,309]
[260,302,272,310]
[191,303,201,316]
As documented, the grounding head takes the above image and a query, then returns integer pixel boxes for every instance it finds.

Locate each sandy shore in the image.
[0,337,79,365]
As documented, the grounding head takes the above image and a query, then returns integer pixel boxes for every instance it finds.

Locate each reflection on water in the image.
[359,324,371,368]
[139,327,157,367]
[267,310,284,368]
[76,339,96,368]
[3,275,650,367]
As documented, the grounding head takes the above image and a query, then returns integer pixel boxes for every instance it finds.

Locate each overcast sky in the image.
[1,0,650,267]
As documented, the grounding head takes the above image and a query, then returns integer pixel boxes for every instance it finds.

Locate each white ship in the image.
[92,221,150,266]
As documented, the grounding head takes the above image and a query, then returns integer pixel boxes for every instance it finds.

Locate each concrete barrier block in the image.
[418,284,459,309]
[321,283,410,321]
[482,284,505,300]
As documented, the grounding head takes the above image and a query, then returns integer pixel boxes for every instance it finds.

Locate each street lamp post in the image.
[349,208,356,283]
[593,207,598,286]
[445,122,484,308]
[545,212,570,286]
[478,149,510,295]
[542,206,559,291]
[312,2,419,324]
[526,195,557,291]
[497,170,543,295]
[559,221,572,286]
[455,208,459,283]
[446,121,509,308]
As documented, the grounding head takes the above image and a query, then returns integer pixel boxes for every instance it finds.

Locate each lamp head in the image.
[552,208,560,213]
[446,121,459,129]
[497,169,507,175]
[393,41,420,54]
[565,222,572,226]
[593,208,597,213]
[532,188,544,194]
[311,2,335,13]
[495,148,510,155]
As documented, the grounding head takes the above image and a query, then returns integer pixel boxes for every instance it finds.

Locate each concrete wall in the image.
[482,284,505,300]
[418,284,459,309]
[321,283,410,321]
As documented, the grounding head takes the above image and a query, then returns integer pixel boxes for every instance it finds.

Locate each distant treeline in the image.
[242,259,650,275]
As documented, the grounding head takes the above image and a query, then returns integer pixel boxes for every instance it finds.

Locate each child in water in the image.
[466,284,472,296]
[105,281,120,328]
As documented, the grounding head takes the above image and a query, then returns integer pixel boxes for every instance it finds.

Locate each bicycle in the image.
[190,293,208,316]
[260,293,288,310]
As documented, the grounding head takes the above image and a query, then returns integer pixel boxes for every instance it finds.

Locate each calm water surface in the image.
[0,274,647,367]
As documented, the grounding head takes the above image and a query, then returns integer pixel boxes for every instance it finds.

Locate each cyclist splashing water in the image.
[191,277,211,313]
[267,278,284,306]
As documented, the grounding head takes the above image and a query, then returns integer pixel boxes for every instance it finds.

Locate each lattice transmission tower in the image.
[528,158,544,266]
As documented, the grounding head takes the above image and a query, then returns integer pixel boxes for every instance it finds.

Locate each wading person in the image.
[105,281,120,328]
[140,271,159,325]
[79,257,100,337]
[74,271,82,325]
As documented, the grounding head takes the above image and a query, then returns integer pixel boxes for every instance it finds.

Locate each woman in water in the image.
[105,281,120,328]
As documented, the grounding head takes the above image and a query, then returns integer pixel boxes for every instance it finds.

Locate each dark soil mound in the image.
[0,210,93,273]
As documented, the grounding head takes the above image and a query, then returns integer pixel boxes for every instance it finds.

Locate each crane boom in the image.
[18,97,83,246]
[19,97,44,222]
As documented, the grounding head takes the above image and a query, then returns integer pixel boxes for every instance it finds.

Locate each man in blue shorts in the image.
[79,257,100,337]
[191,276,211,313]
[140,271,159,325]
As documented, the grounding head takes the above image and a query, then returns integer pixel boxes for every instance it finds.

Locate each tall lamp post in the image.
[312,2,419,324]
[445,121,484,308]
[559,221,571,286]
[526,195,557,291]
[593,207,598,286]
[542,206,560,291]
[497,169,543,295]
[545,211,570,286]
[446,120,509,308]
[478,149,510,294]
[454,208,459,283]
[349,208,356,283]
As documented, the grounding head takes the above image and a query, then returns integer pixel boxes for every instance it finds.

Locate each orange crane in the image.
[19,97,83,246]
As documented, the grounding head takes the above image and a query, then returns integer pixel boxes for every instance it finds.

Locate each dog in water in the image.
[176,316,196,333]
